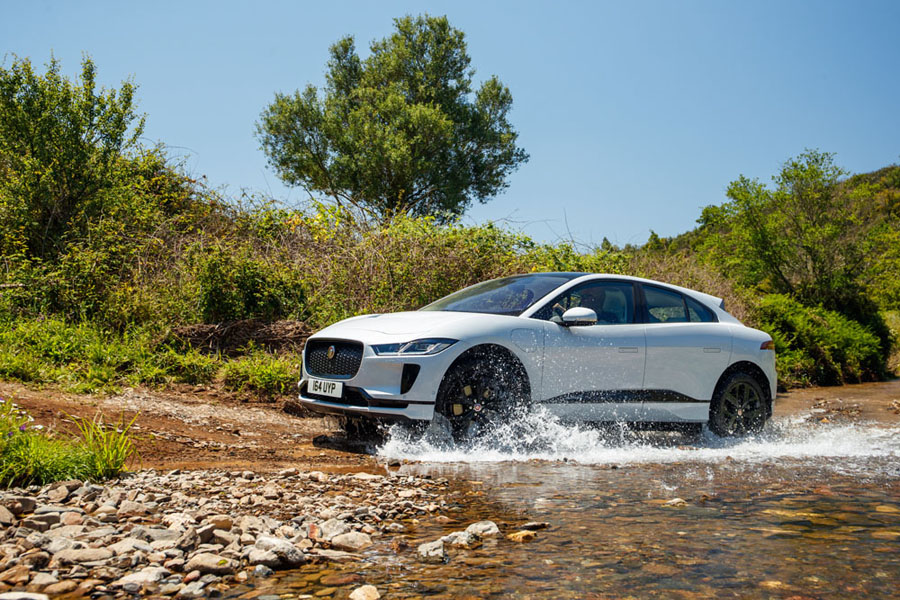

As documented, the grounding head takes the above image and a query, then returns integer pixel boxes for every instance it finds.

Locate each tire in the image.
[709,372,767,437]
[434,352,529,441]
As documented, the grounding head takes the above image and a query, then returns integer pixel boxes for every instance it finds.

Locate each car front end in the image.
[297,314,471,423]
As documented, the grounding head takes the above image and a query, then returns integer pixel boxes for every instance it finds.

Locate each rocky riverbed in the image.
[0,467,470,599]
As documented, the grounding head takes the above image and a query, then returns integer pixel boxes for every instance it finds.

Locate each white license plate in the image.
[308,378,343,399]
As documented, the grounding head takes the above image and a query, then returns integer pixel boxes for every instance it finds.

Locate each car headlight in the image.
[371,338,458,356]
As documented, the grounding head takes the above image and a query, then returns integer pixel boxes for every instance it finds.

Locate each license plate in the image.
[308,378,343,399]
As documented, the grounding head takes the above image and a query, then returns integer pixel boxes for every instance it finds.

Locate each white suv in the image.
[298,273,776,438]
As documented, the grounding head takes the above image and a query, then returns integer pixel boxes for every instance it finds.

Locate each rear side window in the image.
[686,296,715,322]
[643,286,688,323]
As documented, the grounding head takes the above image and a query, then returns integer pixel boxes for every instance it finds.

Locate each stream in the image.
[241,382,900,599]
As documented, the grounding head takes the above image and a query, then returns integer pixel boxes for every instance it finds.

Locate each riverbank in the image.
[0,379,897,598]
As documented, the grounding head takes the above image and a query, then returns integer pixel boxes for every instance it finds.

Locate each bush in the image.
[194,244,305,323]
[754,294,884,387]
[222,350,301,398]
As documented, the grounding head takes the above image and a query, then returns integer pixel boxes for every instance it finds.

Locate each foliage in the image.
[257,14,528,223]
[753,294,884,387]
[0,400,137,486]
[222,349,301,397]
[0,55,145,261]
[71,412,140,480]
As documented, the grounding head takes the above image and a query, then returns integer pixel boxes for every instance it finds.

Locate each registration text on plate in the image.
[308,378,343,399]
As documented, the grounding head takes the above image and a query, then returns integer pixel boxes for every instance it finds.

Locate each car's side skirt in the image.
[538,389,709,423]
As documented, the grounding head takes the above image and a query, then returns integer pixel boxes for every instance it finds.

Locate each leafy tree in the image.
[702,150,895,356]
[257,14,528,223]
[0,55,145,260]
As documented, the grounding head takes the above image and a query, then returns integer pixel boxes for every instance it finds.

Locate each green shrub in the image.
[0,401,138,486]
[194,244,305,323]
[222,350,300,397]
[754,294,884,387]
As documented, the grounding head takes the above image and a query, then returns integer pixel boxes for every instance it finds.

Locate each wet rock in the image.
[440,531,479,548]
[331,531,373,552]
[252,564,274,578]
[184,552,237,575]
[507,530,537,543]
[664,498,687,507]
[0,594,50,600]
[255,535,306,566]
[349,585,381,600]
[521,521,550,530]
[417,540,447,564]
[177,581,207,598]
[465,520,500,537]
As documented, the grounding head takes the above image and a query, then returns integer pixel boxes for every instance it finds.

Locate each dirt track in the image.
[1,378,898,473]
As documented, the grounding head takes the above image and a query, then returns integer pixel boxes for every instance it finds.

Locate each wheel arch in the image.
[439,343,532,400]
[714,360,773,416]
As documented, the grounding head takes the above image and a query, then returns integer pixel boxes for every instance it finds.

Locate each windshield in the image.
[421,273,582,316]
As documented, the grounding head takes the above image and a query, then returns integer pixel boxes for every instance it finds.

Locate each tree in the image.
[702,149,894,352]
[0,55,145,260]
[256,14,528,223]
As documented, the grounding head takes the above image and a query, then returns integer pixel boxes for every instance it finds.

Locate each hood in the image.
[314,311,478,338]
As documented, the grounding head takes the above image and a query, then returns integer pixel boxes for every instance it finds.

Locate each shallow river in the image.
[240,385,900,599]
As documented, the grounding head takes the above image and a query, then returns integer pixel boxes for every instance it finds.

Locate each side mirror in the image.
[561,307,597,327]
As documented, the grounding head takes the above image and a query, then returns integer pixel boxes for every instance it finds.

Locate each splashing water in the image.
[378,407,900,471]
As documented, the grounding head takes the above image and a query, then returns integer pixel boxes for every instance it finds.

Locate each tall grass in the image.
[0,400,139,487]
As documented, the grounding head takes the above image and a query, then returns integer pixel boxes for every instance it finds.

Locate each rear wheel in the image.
[433,353,529,441]
[709,372,766,437]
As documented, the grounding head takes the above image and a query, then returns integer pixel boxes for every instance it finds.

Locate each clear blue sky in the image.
[3,0,899,246]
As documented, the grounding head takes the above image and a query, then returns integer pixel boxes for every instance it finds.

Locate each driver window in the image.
[534,282,635,324]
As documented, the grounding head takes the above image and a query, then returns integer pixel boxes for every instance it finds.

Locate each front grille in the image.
[305,340,363,378]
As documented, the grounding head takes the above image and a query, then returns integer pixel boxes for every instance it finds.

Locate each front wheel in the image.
[434,353,529,441]
[709,372,767,437]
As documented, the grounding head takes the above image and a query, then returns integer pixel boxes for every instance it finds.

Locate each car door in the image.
[535,280,647,421]
[640,284,732,418]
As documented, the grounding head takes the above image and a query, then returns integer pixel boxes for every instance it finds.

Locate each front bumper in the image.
[298,380,436,421]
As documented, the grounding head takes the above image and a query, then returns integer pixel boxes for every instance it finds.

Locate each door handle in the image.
[703,347,721,353]
[618,347,639,353]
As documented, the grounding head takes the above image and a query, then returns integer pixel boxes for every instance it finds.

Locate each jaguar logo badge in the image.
[326,345,336,360]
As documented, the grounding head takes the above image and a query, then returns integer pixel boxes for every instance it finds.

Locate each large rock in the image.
[1,496,36,515]
[247,548,280,568]
[331,532,373,552]
[116,500,150,517]
[349,585,381,600]
[416,540,447,564]
[0,505,15,526]
[465,520,500,537]
[184,552,237,575]
[51,548,112,566]
[0,565,30,585]
[254,536,306,566]
[109,538,154,555]
[319,518,350,541]
[440,531,479,548]
[112,566,171,587]
[0,593,50,600]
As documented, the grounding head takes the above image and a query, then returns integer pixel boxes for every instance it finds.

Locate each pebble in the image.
[417,540,448,564]
[465,520,500,537]
[0,468,453,597]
